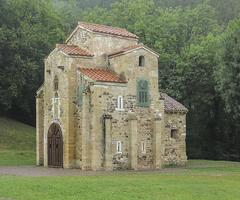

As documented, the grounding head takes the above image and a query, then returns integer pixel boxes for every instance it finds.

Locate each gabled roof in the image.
[66,22,139,43]
[79,22,139,39]
[57,44,93,57]
[161,93,188,113]
[78,67,127,83]
[108,44,159,58]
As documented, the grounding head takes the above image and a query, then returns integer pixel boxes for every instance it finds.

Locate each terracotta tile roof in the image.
[79,67,127,83]
[78,22,139,39]
[57,44,93,57]
[108,44,141,57]
[108,44,159,58]
[161,93,188,113]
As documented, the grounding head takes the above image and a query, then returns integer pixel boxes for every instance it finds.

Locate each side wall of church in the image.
[164,113,187,166]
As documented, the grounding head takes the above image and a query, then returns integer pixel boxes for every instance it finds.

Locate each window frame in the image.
[116,141,122,153]
[141,141,146,154]
[137,79,150,107]
[139,55,145,67]
[170,129,178,140]
[116,96,124,111]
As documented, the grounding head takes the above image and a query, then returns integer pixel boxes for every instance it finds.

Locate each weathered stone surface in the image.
[36,22,187,170]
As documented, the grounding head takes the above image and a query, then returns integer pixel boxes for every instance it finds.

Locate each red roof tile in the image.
[161,93,188,113]
[79,68,127,83]
[108,44,159,58]
[108,44,141,57]
[57,44,93,57]
[78,22,139,39]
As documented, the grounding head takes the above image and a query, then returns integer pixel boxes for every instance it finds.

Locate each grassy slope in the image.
[0,118,240,199]
[0,117,36,165]
[0,160,240,200]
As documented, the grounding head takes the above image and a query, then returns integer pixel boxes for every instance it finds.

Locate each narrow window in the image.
[141,141,146,153]
[139,56,145,67]
[53,75,59,91]
[116,141,122,153]
[53,92,60,119]
[116,96,124,110]
[137,79,150,107]
[171,129,178,139]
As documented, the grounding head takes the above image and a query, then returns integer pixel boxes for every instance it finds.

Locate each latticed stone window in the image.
[137,79,150,107]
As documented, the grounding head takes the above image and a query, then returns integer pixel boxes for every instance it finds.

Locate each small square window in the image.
[171,129,178,139]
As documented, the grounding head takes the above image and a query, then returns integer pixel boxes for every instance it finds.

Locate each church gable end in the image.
[36,21,188,170]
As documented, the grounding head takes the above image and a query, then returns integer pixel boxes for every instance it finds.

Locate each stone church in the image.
[36,22,188,170]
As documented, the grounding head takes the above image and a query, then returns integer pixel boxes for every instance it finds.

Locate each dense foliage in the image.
[0,0,66,122]
[0,0,240,160]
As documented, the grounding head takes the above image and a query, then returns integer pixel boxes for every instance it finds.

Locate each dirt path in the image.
[0,166,188,177]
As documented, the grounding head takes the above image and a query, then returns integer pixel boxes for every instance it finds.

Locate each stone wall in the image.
[67,27,138,56]
[37,23,188,170]
[36,89,44,166]
[163,113,187,166]
[87,84,162,170]
[41,49,96,168]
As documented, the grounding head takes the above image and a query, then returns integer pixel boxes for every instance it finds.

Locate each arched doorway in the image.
[47,123,63,167]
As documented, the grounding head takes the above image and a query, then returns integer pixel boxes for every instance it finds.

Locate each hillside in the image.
[0,117,36,165]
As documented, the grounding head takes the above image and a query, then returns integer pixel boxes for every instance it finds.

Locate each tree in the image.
[215,19,240,122]
[0,0,66,124]
[214,19,240,159]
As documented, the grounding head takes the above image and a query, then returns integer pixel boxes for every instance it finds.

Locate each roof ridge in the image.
[78,67,127,83]
[161,93,188,113]
[57,44,93,57]
[77,21,139,39]
[108,43,159,58]
[78,21,129,31]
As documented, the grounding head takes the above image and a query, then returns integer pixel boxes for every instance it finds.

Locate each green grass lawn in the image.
[0,117,240,199]
[0,160,240,200]
[0,117,35,165]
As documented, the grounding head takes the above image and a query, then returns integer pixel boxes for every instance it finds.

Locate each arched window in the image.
[116,96,124,110]
[52,92,60,119]
[53,76,59,91]
[139,56,145,67]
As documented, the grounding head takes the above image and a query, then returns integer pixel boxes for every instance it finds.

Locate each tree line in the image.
[0,0,240,160]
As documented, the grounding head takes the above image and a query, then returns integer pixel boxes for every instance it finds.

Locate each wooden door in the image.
[47,123,63,167]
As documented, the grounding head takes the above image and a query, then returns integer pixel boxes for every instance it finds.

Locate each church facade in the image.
[36,22,188,170]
